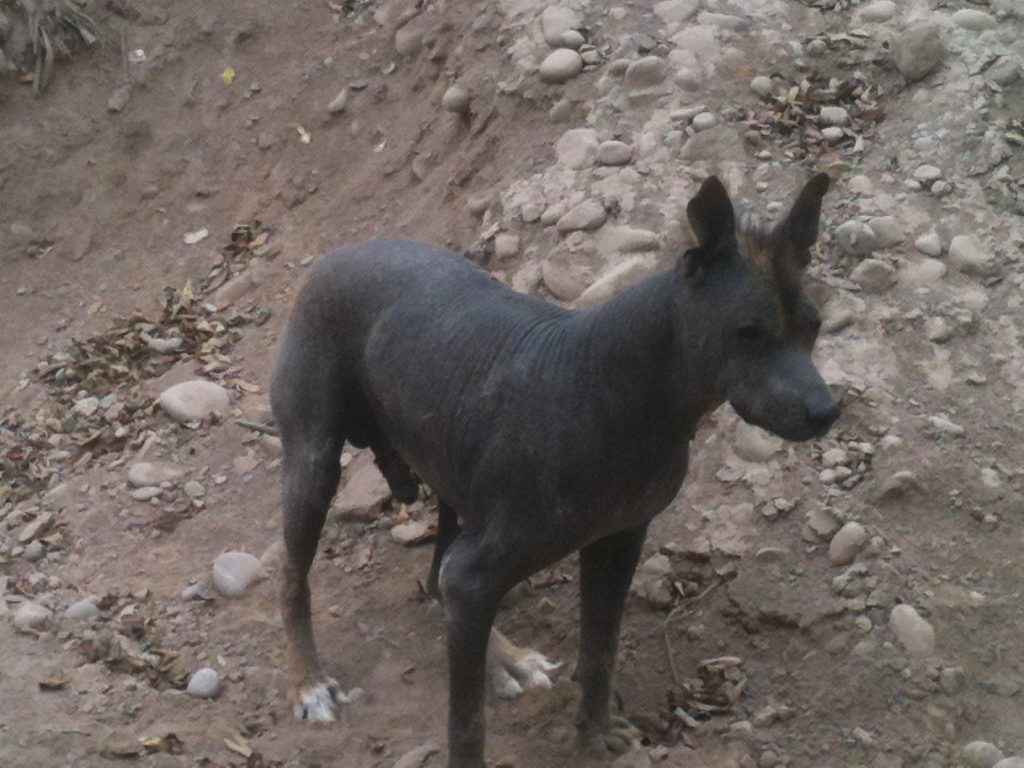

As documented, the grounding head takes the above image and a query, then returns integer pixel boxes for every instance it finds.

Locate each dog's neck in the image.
[577,265,724,440]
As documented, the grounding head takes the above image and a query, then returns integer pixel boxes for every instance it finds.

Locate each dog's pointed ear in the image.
[686,176,736,249]
[776,172,830,268]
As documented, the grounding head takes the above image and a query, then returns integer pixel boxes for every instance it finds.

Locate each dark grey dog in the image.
[269,174,838,768]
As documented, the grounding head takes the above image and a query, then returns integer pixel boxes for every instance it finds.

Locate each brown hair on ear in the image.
[774,172,830,268]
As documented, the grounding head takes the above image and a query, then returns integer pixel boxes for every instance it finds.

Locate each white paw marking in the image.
[293,679,347,721]
[487,631,561,700]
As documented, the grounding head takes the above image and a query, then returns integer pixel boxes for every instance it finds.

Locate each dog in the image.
[269,173,838,768]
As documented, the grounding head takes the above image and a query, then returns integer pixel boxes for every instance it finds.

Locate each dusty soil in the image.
[2,0,1024,767]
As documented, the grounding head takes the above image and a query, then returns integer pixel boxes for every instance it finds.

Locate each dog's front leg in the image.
[575,524,648,754]
[439,535,510,768]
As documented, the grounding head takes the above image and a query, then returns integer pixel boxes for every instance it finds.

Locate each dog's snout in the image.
[804,393,840,432]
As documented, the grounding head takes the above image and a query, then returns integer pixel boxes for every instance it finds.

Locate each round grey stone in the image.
[212,551,263,598]
[327,89,348,114]
[187,667,222,699]
[556,200,607,234]
[13,601,51,632]
[624,56,667,89]
[890,604,935,657]
[951,9,997,31]
[539,49,583,84]
[819,106,850,127]
[835,220,878,258]
[890,23,945,82]
[441,83,471,114]
[851,259,896,293]
[829,522,868,565]
[560,30,585,50]
[66,597,101,622]
[158,380,230,424]
[555,128,599,168]
[541,6,581,47]
[915,232,943,257]
[913,164,942,182]
[822,127,844,144]
[860,1,896,22]
[692,112,719,131]
[597,140,633,166]
[948,234,998,277]
[548,99,574,123]
[750,75,773,98]
[962,742,1005,768]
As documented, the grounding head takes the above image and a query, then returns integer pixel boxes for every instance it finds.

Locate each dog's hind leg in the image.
[271,337,349,721]
[575,524,648,754]
[426,502,561,700]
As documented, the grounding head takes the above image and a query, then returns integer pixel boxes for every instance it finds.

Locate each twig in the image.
[663,579,722,687]
[234,419,278,436]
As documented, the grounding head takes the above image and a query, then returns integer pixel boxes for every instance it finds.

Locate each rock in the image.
[654,0,700,26]
[822,127,844,144]
[925,317,951,343]
[327,88,349,114]
[108,85,131,113]
[18,512,54,544]
[805,507,842,540]
[624,56,668,89]
[631,554,674,609]
[611,750,653,768]
[692,112,719,131]
[733,422,783,462]
[988,56,1021,86]
[334,452,391,520]
[158,380,230,423]
[556,128,599,169]
[65,598,101,622]
[604,227,660,253]
[889,604,935,657]
[494,233,520,259]
[860,1,896,22]
[951,9,997,30]
[542,261,587,302]
[914,164,942,183]
[183,480,206,498]
[835,220,878,258]
[829,522,868,565]
[512,262,542,294]
[393,742,439,768]
[556,200,607,234]
[130,486,162,502]
[13,601,51,632]
[851,259,896,294]
[466,192,494,217]
[750,75,773,97]
[212,551,263,598]
[994,760,1024,768]
[939,666,965,694]
[867,217,903,249]
[561,30,585,49]
[890,23,945,82]
[539,49,584,84]
[391,519,436,546]
[697,11,749,31]
[187,667,222,699]
[541,7,581,47]
[819,106,850,127]
[948,235,998,277]
[127,462,188,488]
[962,742,1004,768]
[23,541,45,562]
[597,140,633,166]
[72,396,100,417]
[549,99,574,123]
[574,256,657,308]
[929,415,964,437]
[441,83,471,114]
[679,126,745,163]
[915,232,943,257]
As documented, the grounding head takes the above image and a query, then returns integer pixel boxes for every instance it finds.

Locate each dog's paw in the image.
[487,630,561,700]
[578,716,642,756]
[292,678,348,721]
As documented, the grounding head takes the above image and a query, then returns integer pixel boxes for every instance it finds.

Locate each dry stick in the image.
[234,419,278,436]
[663,579,722,687]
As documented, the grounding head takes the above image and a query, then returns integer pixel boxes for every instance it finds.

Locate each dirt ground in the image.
[2,0,1024,766]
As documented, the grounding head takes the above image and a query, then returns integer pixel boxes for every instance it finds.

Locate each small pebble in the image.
[692,112,719,131]
[890,604,936,657]
[829,522,868,566]
[750,75,773,97]
[66,598,101,622]
[915,232,943,257]
[187,667,222,699]
[539,49,584,84]
[441,83,471,114]
[327,88,349,114]
[13,601,51,632]
[212,551,263,598]
[962,742,1004,768]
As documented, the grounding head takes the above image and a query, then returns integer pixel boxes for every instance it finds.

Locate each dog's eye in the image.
[737,324,762,341]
